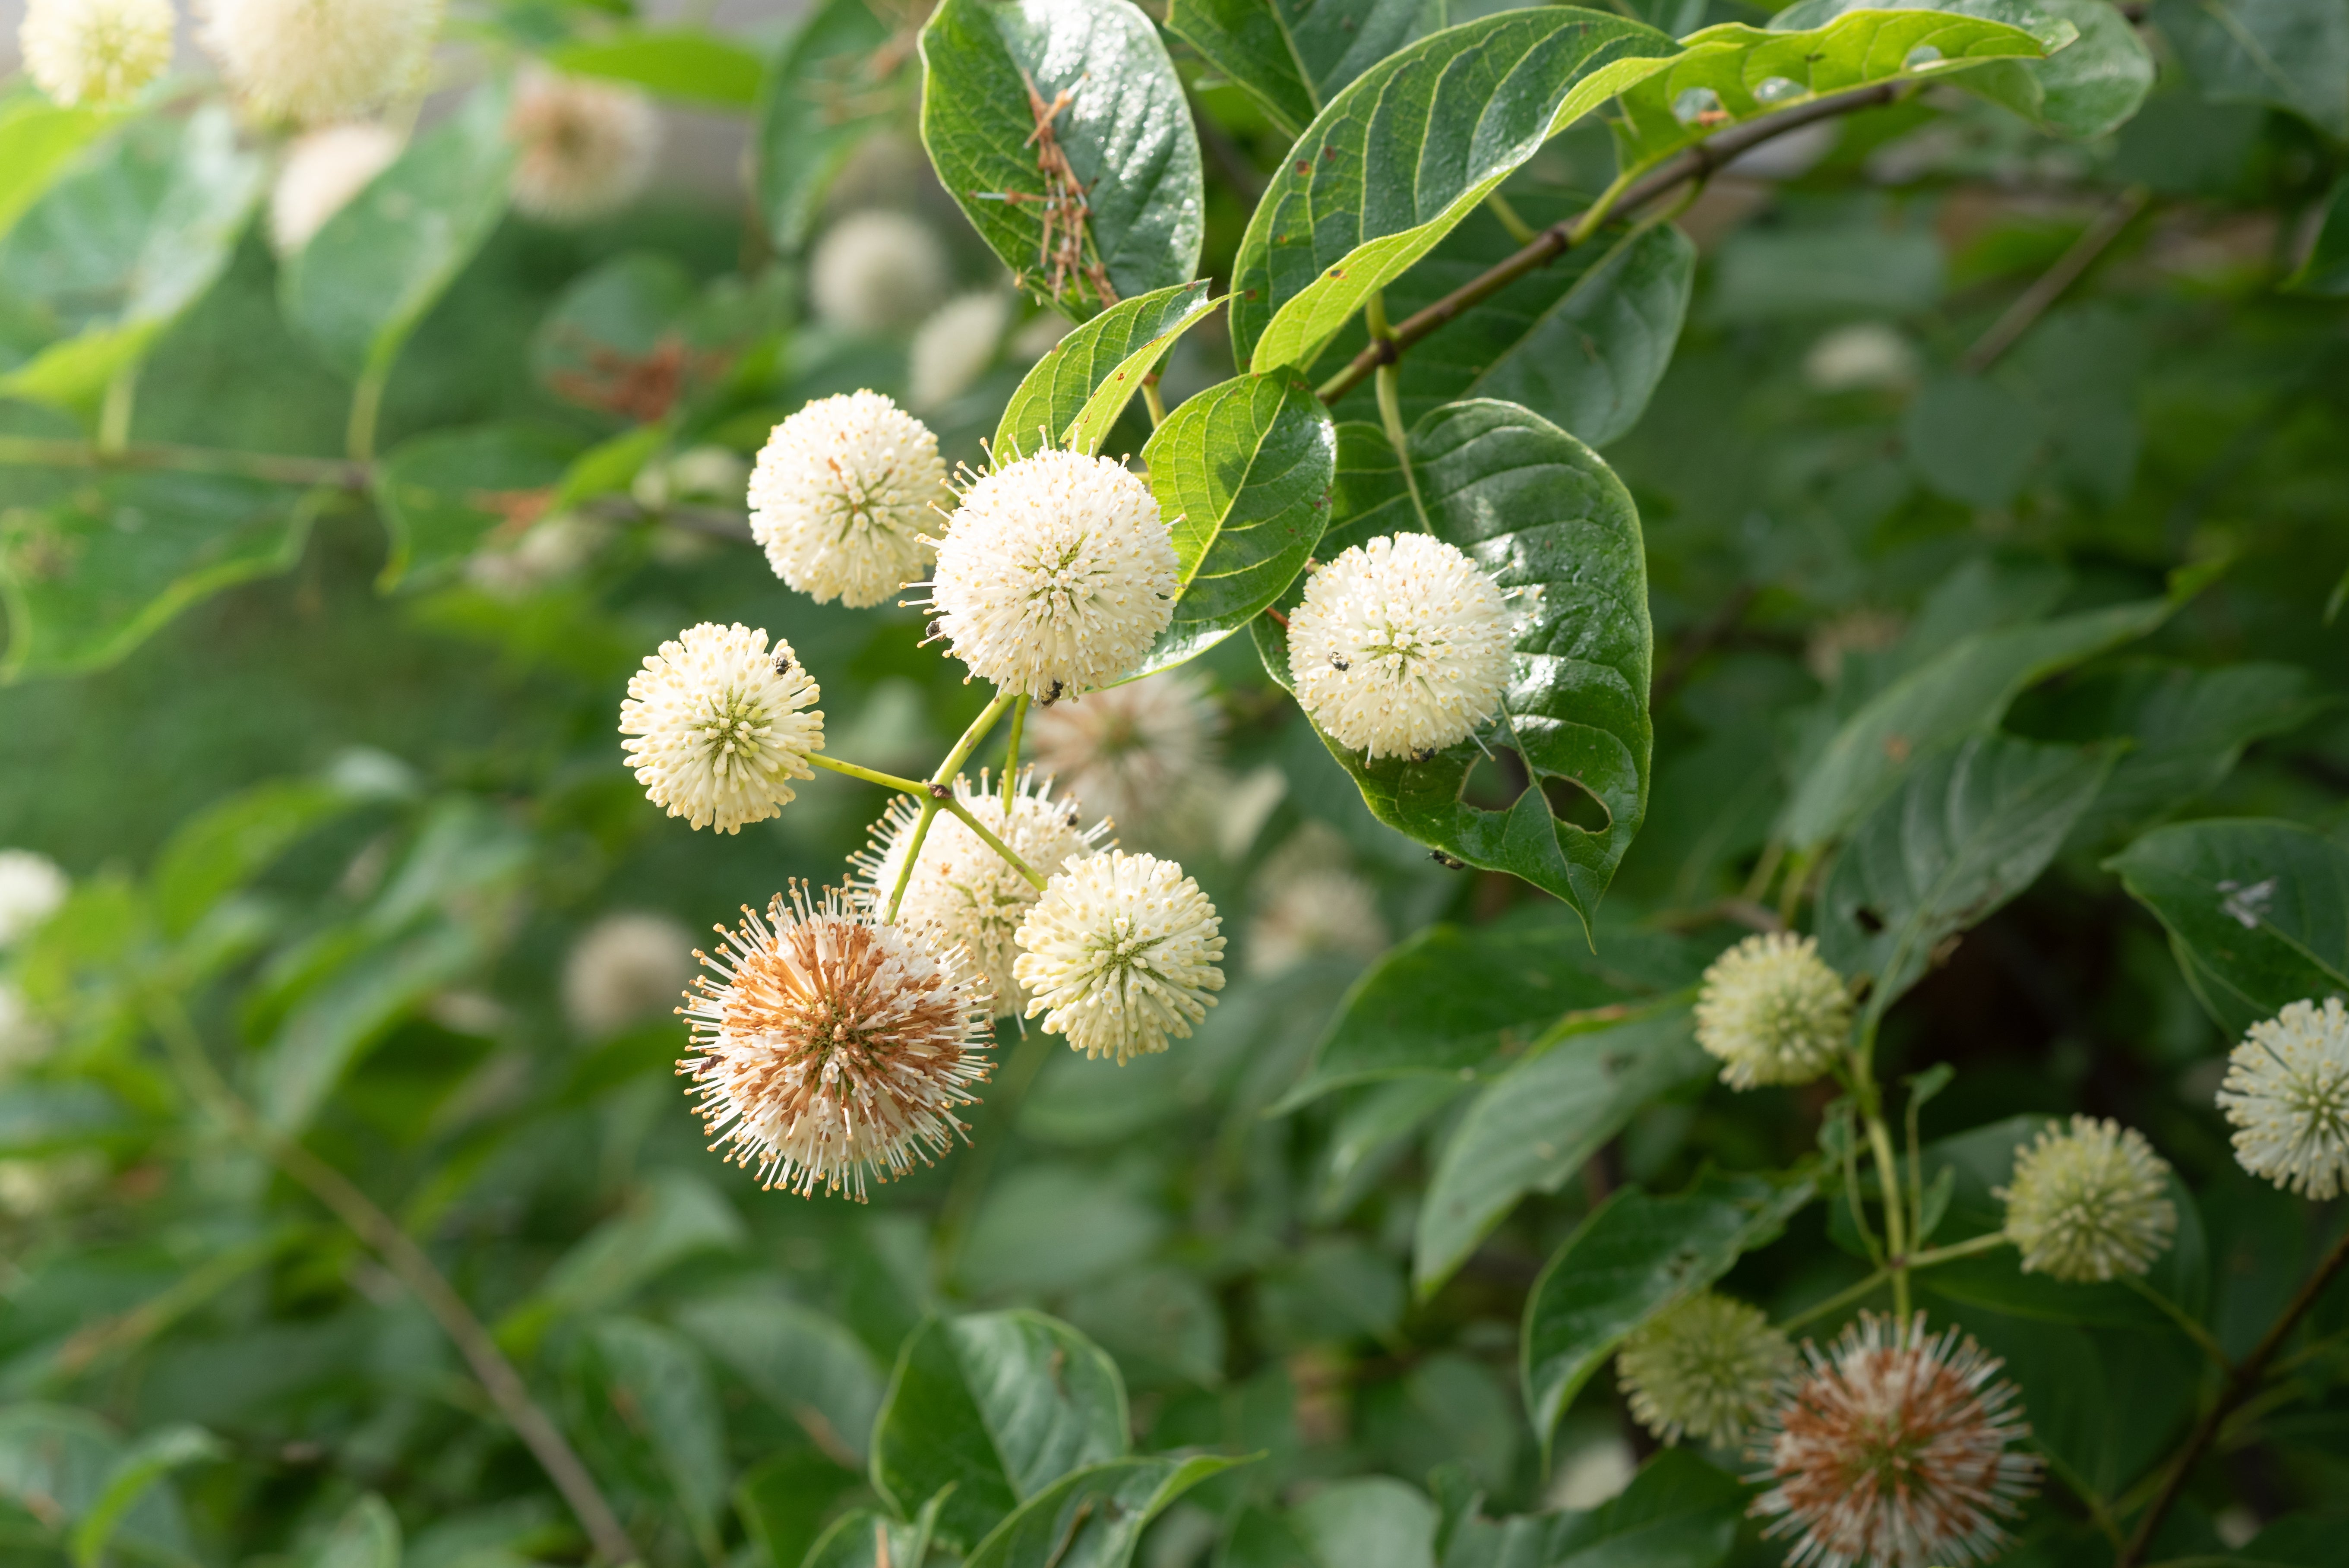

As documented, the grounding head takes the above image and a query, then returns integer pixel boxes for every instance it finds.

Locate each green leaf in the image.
[1521,1171,1815,1452]
[674,1292,883,1466]
[0,106,263,415]
[0,1407,195,1566]
[283,85,514,383]
[756,0,904,250]
[502,1171,748,1351]
[919,0,1205,318]
[870,1310,1129,1551]
[962,1455,1253,1568]
[370,425,581,592]
[71,1426,221,1568]
[803,1508,935,1568]
[1903,375,2043,509]
[566,1318,729,1559]
[1274,1477,1438,1568]
[0,98,118,240]
[1818,734,2118,1018]
[1255,400,1653,927]
[1780,591,2180,852]
[258,921,481,1135]
[1135,368,1335,676]
[1416,1006,1714,1293]
[2286,174,2349,296]
[1710,221,1944,319]
[310,1495,399,1568]
[0,471,319,682]
[2108,818,2349,1038]
[549,29,768,107]
[2153,0,2349,139]
[957,1163,1169,1297]
[734,1450,862,1568]
[990,281,1217,463]
[530,251,702,411]
[1163,0,1429,139]
[1443,1449,1742,1568]
[1230,10,1679,373]
[151,778,368,939]
[1961,0,2156,138]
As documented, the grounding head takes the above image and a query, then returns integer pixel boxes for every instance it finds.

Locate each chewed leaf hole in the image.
[1752,76,1806,105]
[1541,774,1611,835]
[1460,747,1530,810]
[1904,44,1943,70]
[1672,87,1725,126]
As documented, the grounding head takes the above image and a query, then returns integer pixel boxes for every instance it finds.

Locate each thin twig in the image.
[0,435,366,490]
[1960,186,2150,373]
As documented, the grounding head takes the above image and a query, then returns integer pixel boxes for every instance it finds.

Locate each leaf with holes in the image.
[1163,0,1431,139]
[2153,0,2349,139]
[1230,9,1679,373]
[1521,1172,1815,1454]
[1958,0,2156,139]
[963,1455,1254,1568]
[1133,369,1334,677]
[1254,399,1651,929]
[757,0,906,250]
[991,281,1217,463]
[919,0,1204,318]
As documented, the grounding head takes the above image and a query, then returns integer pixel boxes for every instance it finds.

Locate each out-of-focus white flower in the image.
[20,0,173,107]
[854,769,1106,1016]
[0,852,68,948]
[464,514,607,600]
[0,1154,106,1218]
[1012,310,1074,361]
[506,64,660,223]
[1288,534,1515,761]
[2218,997,2349,1200]
[1695,932,1851,1090]
[928,450,1177,700]
[1012,850,1225,1065]
[748,391,948,608]
[563,911,698,1037]
[1803,323,1918,393]
[269,122,403,253]
[1618,1292,1794,1448]
[909,291,1011,412]
[1996,1115,2176,1282]
[681,883,992,1200]
[634,445,749,508]
[1026,668,1219,830]
[198,0,443,126]
[619,623,823,833]
[1247,868,1388,976]
[0,984,51,1073]
[809,209,949,335]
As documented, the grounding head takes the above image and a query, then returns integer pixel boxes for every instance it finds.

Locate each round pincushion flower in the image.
[1012,850,1225,1065]
[563,911,697,1038]
[1695,932,1851,1090]
[1287,533,1515,760]
[2217,996,2349,1200]
[619,623,823,834]
[1026,668,1219,829]
[748,392,949,609]
[1751,1313,2041,1568]
[269,122,402,253]
[20,0,174,107]
[909,291,1011,413]
[927,450,1178,700]
[507,64,660,223]
[853,770,1106,1017]
[199,0,443,126]
[1617,1293,1794,1449]
[1247,869,1388,976]
[1995,1116,2175,1282]
[809,208,948,334]
[681,884,992,1200]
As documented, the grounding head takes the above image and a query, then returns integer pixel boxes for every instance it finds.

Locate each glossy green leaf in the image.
[756,0,903,250]
[550,29,768,107]
[71,1426,221,1568]
[2286,174,2349,296]
[309,1495,398,1568]
[0,98,117,239]
[1163,0,1429,138]
[0,470,318,682]
[2153,0,2349,139]
[1960,0,2156,138]
[871,1310,1129,1550]
[566,1318,729,1557]
[675,1292,883,1465]
[1416,1005,1711,1292]
[258,921,480,1135]
[370,425,581,592]
[990,281,1217,463]
[1255,400,1652,926]
[963,1454,1252,1568]
[0,106,263,415]
[1135,368,1334,676]
[1522,1172,1815,1450]
[919,0,1205,318]
[1230,10,1679,372]
[735,1450,863,1568]
[1818,734,2117,1019]
[2109,819,2349,1039]
[283,85,514,383]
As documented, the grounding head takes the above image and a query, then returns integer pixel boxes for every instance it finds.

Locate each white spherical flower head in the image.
[1026,668,1220,828]
[809,209,949,334]
[1247,869,1389,977]
[563,912,698,1038]
[1995,1115,2176,1282]
[682,884,992,1200]
[507,65,660,223]
[619,623,823,834]
[1617,1293,1794,1449]
[929,450,1178,700]
[910,292,1012,413]
[1288,533,1515,760]
[2218,996,2349,1200]
[1012,850,1226,1065]
[199,0,443,126]
[1695,932,1852,1090]
[21,0,174,107]
[270,123,402,253]
[0,851,69,948]
[749,392,949,608]
[854,770,1106,1017]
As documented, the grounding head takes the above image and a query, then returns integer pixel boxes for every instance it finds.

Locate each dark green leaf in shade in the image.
[733,1450,862,1568]
[309,1495,400,1568]
[370,425,582,592]
[2286,174,2349,296]
[961,1454,1252,1568]
[2108,819,2349,1038]
[70,1424,221,1568]
[503,1172,747,1350]
[1135,368,1334,677]
[801,1506,936,1568]
[1224,1477,1438,1568]
[1903,375,2044,508]
[1163,0,1429,139]
[1521,1171,1815,1452]
[258,921,481,1135]
[1961,0,2156,138]
[756,0,904,250]
[151,778,370,939]
[674,1292,884,1466]
[990,281,1217,463]
[564,1318,730,1559]
[918,0,1204,318]
[1416,1005,1714,1293]
[1254,400,1651,927]
[1441,1449,1742,1568]
[0,1406,197,1565]
[1708,224,1944,320]
[549,29,769,107]
[2153,0,2349,139]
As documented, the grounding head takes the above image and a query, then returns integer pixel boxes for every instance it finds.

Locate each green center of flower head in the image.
[697,688,769,761]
